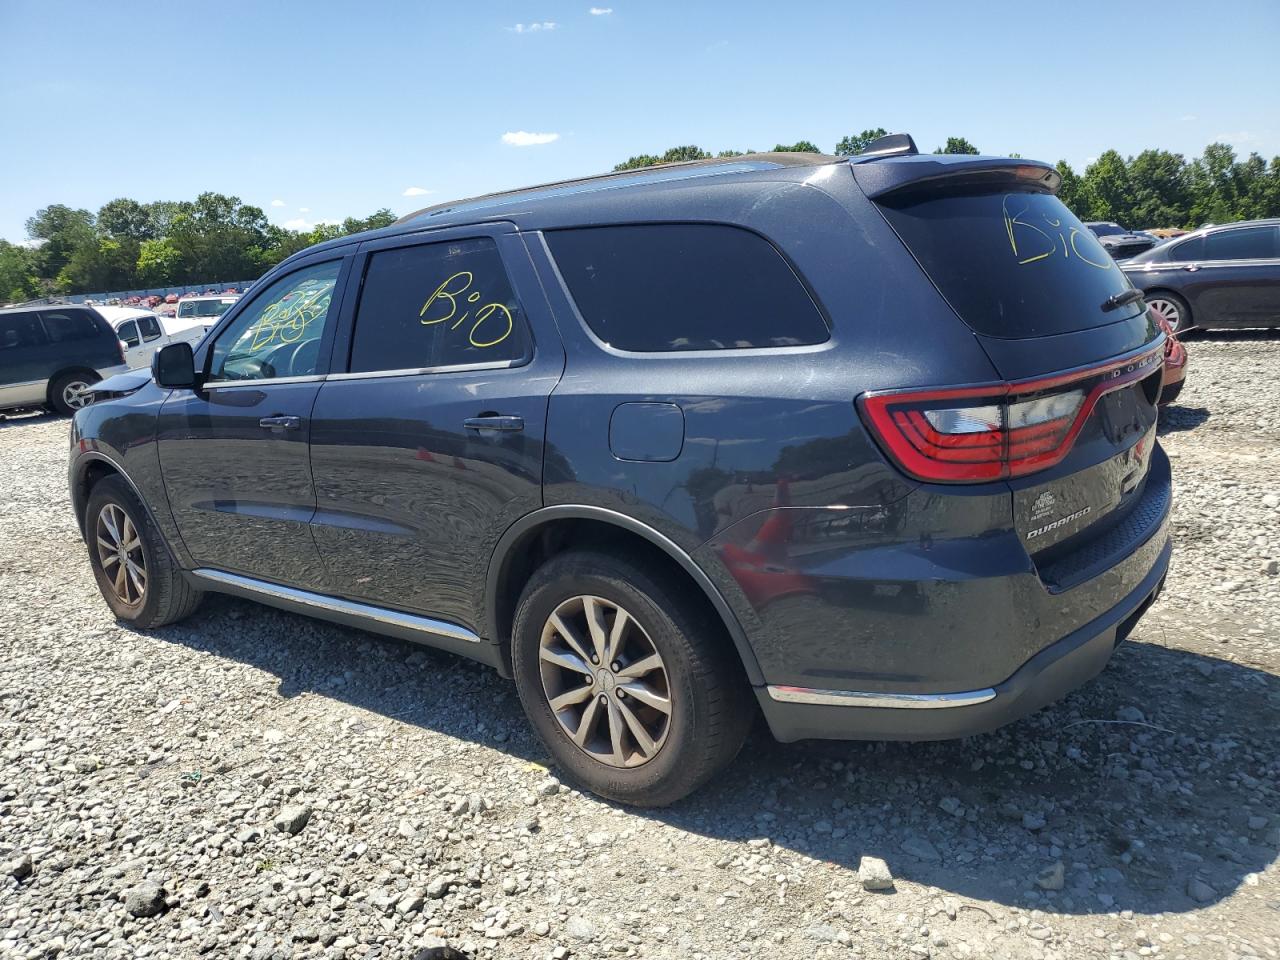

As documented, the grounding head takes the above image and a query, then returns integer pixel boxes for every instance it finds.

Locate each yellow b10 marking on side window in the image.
[419,271,514,348]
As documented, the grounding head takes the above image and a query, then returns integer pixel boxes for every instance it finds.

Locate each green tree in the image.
[61,236,139,292]
[1055,160,1083,216]
[136,237,185,286]
[168,192,271,281]
[1080,150,1134,223]
[0,241,40,303]
[341,208,397,234]
[613,145,711,171]
[933,137,980,155]
[773,140,820,153]
[834,128,888,156]
[25,204,96,280]
[97,198,157,241]
[1126,150,1190,228]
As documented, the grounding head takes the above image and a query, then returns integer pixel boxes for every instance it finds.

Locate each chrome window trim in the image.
[328,358,524,382]
[204,374,328,389]
[191,568,483,644]
[766,684,997,709]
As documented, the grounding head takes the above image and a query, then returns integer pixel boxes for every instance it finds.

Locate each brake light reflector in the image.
[859,345,1162,483]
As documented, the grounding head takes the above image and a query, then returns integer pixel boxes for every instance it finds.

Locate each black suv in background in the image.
[1,305,128,415]
[70,138,1172,805]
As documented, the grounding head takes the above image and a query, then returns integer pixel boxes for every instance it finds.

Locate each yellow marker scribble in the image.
[248,282,335,352]
[1003,195,1113,271]
[418,271,513,349]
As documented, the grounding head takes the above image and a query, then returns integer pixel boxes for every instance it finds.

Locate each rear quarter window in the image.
[545,223,830,352]
[41,309,107,343]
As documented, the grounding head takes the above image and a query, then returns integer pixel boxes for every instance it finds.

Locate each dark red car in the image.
[1155,314,1187,405]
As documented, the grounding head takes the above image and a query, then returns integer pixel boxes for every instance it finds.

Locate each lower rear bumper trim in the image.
[766,685,996,709]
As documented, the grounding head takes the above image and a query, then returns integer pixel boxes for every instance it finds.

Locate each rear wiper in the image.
[1101,288,1145,312]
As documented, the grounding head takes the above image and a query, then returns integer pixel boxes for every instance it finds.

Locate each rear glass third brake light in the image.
[859,345,1163,483]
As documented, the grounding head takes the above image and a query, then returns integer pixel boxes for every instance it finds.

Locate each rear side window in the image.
[41,309,105,343]
[546,224,829,352]
[349,238,531,373]
[1169,236,1204,261]
[1203,226,1279,261]
[1,312,46,350]
[877,190,1141,339]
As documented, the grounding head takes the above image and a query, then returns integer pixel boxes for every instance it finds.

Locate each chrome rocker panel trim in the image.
[765,684,997,709]
[188,568,504,671]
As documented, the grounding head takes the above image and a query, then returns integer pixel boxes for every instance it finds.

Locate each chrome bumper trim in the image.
[191,568,482,644]
[766,684,997,709]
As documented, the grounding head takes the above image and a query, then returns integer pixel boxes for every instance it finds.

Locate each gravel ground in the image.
[2,331,1278,960]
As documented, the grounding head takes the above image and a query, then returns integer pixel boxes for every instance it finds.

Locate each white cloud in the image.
[1179,115,1197,122]
[283,218,309,230]
[509,21,556,32]
[1213,130,1258,144]
[502,130,560,147]
[299,207,310,213]
[270,199,285,207]
[402,186,433,197]
[589,6,613,13]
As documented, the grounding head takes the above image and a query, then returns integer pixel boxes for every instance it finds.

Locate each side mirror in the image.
[153,341,197,389]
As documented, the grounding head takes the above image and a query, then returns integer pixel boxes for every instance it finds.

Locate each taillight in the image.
[859,344,1163,483]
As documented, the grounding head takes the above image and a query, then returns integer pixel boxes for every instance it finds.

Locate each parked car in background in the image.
[1123,219,1280,331]
[94,306,212,370]
[1085,221,1159,261]
[175,294,239,325]
[0,305,128,415]
[1153,314,1188,404]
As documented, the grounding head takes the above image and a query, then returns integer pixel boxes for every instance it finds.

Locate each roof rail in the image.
[859,133,919,158]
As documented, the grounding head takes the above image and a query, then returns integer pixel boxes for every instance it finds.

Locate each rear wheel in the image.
[49,371,98,415]
[1146,291,1193,334]
[511,549,753,806]
[85,476,203,628]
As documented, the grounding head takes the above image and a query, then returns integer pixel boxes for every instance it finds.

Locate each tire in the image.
[49,370,99,416]
[511,549,753,806]
[85,475,203,628]
[1146,291,1193,334]
[1159,378,1185,406]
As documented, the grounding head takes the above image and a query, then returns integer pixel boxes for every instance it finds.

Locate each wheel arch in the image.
[486,506,765,685]
[46,366,101,408]
[72,453,157,542]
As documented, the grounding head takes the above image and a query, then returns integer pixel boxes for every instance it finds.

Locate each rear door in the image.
[870,180,1164,559]
[0,311,50,407]
[156,254,350,590]
[307,224,564,631]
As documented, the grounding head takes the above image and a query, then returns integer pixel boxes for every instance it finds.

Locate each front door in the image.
[156,256,348,589]
[308,228,564,631]
[1186,224,1280,326]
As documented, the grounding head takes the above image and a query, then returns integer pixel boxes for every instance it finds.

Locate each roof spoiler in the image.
[852,156,1062,200]
[859,133,919,158]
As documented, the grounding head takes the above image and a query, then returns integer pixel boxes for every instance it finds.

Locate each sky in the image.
[1,0,1278,243]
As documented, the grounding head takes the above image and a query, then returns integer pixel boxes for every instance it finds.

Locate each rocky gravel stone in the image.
[858,855,895,890]
[0,334,1277,959]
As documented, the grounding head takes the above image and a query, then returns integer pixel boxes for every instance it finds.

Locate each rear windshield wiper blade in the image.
[1101,288,1145,313]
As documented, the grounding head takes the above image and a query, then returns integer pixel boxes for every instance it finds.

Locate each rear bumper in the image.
[757,535,1170,742]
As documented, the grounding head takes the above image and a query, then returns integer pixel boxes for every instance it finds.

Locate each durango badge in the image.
[1026,505,1093,540]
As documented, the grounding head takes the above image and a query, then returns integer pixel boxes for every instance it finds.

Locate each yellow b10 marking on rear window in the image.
[1003,196,1112,270]
[419,271,514,348]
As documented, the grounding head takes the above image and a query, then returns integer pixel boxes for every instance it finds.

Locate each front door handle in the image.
[259,415,302,431]
[463,415,524,433]
[1182,264,1201,272]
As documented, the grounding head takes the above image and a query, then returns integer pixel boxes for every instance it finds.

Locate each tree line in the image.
[5,130,1280,304]
[0,196,396,303]
[616,129,1280,231]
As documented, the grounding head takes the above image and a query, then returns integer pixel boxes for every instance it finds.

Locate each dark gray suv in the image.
[69,140,1172,805]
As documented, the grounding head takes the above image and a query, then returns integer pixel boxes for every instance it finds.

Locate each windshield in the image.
[878,190,1142,339]
[1087,223,1127,237]
[177,298,235,319]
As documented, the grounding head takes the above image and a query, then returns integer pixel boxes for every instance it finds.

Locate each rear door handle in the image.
[1182,264,1201,272]
[463,415,524,433]
[259,415,302,431]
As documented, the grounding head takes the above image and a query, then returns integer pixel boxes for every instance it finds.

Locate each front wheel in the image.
[511,550,753,806]
[85,476,203,628]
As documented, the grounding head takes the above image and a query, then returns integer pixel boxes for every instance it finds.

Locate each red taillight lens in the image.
[859,345,1163,483]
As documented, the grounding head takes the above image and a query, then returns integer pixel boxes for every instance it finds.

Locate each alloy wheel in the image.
[96,503,147,606]
[62,380,94,410]
[1147,298,1182,329]
[538,595,672,768]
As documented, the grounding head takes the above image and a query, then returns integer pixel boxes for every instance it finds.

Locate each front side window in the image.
[1203,226,1279,261]
[118,320,140,347]
[546,224,830,351]
[349,237,531,373]
[208,261,340,382]
[42,310,103,343]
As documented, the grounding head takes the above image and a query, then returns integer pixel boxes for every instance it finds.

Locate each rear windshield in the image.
[178,299,235,319]
[878,190,1141,338]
